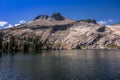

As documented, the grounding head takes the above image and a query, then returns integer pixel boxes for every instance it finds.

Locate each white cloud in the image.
[97,20,107,25]
[5,24,13,28]
[108,19,114,22]
[14,20,26,26]
[97,19,114,26]
[19,20,26,24]
[0,21,8,26]
[0,20,26,29]
[14,23,20,26]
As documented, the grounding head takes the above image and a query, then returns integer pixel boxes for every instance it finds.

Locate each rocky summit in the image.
[33,13,65,21]
[1,13,120,51]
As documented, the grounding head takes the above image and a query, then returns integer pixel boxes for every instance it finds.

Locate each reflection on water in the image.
[0,50,120,80]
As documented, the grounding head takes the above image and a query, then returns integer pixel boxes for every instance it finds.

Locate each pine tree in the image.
[9,35,16,52]
[3,42,9,52]
[23,42,29,52]
[35,41,43,51]
[32,37,42,51]
[0,31,3,51]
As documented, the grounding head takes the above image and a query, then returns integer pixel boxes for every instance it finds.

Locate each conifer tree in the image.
[23,42,29,52]
[0,31,3,51]
[9,35,16,52]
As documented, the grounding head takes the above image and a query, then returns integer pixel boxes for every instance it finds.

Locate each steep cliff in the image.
[1,13,120,51]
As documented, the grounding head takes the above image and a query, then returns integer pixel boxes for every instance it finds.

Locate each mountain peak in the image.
[2,13,120,50]
[51,13,65,21]
[33,13,65,21]
[34,15,49,20]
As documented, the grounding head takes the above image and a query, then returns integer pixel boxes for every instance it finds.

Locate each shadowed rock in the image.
[51,13,65,21]
[34,15,49,20]
[79,19,97,24]
[33,13,65,21]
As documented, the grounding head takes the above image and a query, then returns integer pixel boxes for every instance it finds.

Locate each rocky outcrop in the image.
[77,19,97,24]
[33,13,65,21]
[34,15,49,20]
[1,13,120,50]
[50,13,65,21]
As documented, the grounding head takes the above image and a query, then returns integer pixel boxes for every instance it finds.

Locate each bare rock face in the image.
[1,13,120,50]
[78,19,97,24]
[34,15,49,20]
[33,13,65,21]
[50,13,65,21]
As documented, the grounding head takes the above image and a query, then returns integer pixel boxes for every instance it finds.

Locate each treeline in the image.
[0,31,49,52]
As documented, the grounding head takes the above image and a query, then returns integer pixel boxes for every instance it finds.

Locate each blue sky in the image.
[0,0,120,29]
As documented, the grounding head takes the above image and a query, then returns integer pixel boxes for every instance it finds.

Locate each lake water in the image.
[0,50,120,80]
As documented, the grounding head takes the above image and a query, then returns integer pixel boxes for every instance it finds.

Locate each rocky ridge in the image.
[33,13,65,21]
[1,13,120,51]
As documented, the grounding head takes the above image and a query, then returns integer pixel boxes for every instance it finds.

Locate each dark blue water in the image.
[0,50,120,80]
